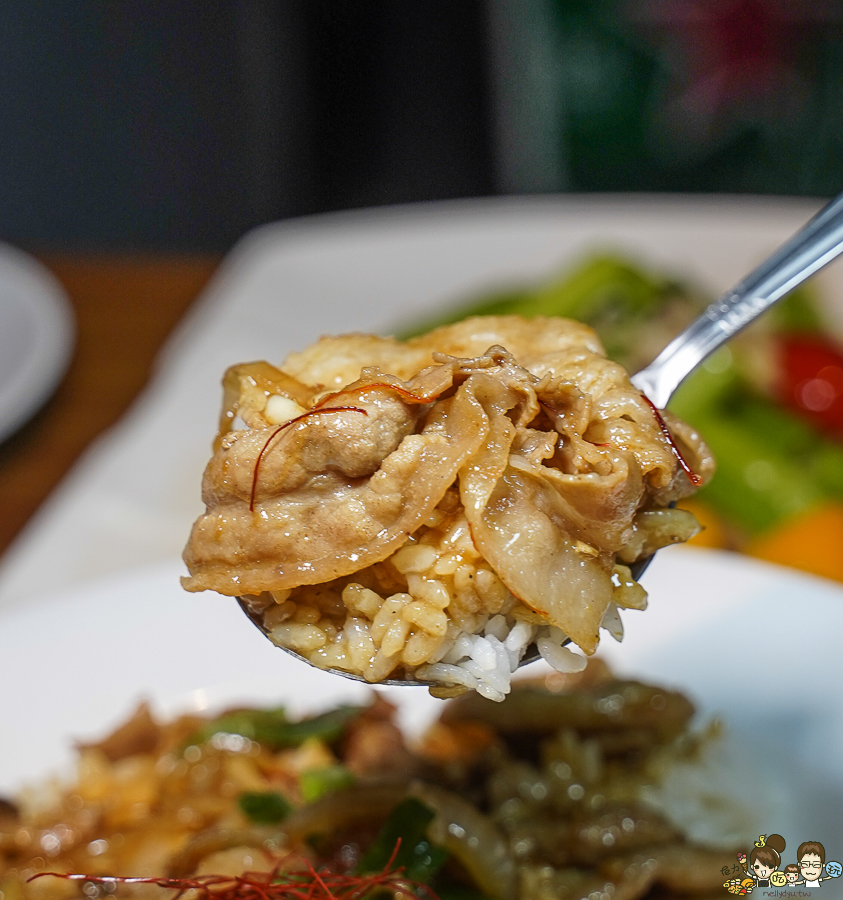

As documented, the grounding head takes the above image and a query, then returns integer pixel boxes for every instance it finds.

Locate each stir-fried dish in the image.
[1,666,738,900]
[182,316,713,697]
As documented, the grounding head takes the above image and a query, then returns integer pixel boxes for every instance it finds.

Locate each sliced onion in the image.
[409,781,516,900]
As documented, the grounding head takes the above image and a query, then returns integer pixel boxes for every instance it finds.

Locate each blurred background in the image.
[4,0,843,575]
[4,0,843,253]
[5,0,843,841]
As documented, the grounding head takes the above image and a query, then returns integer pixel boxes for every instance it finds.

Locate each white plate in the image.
[3,195,840,610]
[0,244,74,444]
[2,546,842,850]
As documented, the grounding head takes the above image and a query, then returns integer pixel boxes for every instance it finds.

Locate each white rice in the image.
[416,614,595,700]
[259,491,626,699]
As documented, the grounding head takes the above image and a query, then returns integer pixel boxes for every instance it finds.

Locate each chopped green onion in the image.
[299,765,356,803]
[187,705,363,750]
[357,797,448,884]
[238,790,293,824]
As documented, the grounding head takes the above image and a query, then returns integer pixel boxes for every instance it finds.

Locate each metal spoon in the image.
[241,192,843,686]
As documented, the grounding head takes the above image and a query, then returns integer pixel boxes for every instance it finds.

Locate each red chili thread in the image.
[249,406,368,511]
[640,393,702,486]
[28,840,440,900]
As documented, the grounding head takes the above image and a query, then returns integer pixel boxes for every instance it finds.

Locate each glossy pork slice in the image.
[183,316,713,679]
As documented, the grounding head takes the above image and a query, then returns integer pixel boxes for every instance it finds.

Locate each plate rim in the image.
[0,243,75,444]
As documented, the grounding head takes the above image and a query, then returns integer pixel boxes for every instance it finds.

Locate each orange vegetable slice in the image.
[745,501,843,583]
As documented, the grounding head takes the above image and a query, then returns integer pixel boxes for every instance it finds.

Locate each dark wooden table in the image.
[0,255,221,558]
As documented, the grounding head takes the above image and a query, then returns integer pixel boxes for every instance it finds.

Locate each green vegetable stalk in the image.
[408,252,843,539]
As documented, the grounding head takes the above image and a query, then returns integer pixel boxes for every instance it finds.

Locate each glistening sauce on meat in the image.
[182,317,714,698]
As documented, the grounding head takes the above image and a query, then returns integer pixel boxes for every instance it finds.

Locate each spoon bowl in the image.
[238,554,656,687]
[240,190,843,687]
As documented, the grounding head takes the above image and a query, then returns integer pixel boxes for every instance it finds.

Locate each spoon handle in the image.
[632,192,843,408]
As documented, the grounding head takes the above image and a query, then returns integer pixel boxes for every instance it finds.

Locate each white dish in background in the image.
[2,546,842,849]
[3,197,843,863]
[2,194,840,611]
[0,244,74,444]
